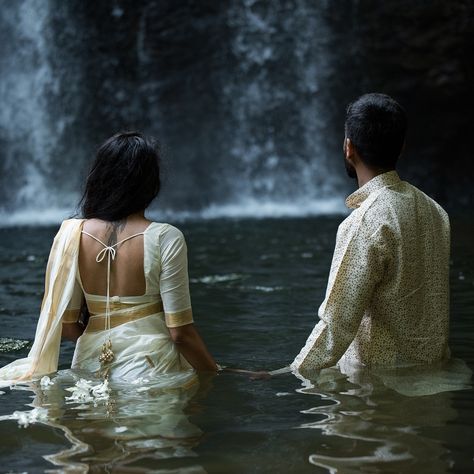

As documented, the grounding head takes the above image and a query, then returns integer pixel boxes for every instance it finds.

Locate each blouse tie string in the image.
[81,230,146,376]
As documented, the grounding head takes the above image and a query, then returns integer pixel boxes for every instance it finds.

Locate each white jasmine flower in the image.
[40,376,54,388]
[65,378,110,404]
[2,408,49,428]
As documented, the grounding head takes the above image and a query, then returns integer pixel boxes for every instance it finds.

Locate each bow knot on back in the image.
[96,246,116,263]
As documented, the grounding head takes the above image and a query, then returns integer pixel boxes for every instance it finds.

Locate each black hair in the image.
[345,93,407,170]
[80,131,161,221]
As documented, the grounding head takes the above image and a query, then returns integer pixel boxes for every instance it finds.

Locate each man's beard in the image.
[344,156,357,179]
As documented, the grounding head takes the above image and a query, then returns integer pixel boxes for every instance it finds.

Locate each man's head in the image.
[343,93,407,178]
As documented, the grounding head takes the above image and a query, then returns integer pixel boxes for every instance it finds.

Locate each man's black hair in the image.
[345,93,407,170]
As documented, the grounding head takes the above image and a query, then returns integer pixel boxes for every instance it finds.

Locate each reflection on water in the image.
[1,361,471,473]
[1,370,208,473]
[296,362,472,474]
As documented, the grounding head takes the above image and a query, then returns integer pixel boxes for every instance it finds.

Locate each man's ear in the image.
[345,138,356,162]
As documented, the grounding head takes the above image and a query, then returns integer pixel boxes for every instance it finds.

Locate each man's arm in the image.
[292,217,389,378]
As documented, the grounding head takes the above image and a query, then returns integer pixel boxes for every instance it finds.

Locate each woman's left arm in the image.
[61,320,84,342]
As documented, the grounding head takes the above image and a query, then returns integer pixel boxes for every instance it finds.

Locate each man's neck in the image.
[356,167,392,188]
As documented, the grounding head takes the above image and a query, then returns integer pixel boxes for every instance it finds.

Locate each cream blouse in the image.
[63,222,194,331]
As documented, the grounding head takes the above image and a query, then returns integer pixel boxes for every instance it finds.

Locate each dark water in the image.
[0,216,473,473]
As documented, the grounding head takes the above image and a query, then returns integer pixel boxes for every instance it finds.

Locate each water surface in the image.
[0,216,473,473]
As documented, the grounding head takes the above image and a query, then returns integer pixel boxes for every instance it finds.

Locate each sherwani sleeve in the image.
[291,217,389,377]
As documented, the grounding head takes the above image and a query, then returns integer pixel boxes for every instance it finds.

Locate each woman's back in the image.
[0,131,216,388]
[79,217,151,298]
[72,217,200,380]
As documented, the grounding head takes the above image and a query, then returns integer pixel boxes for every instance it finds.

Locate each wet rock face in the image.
[0,0,473,213]
[323,0,474,208]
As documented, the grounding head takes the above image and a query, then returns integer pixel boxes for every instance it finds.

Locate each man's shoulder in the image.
[402,181,450,223]
[360,180,449,230]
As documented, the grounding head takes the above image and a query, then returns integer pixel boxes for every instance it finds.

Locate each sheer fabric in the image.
[0,219,84,387]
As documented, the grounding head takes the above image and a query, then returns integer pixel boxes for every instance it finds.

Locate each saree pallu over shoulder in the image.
[0,219,85,387]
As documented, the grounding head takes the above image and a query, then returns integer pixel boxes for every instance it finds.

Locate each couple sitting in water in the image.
[0,93,452,387]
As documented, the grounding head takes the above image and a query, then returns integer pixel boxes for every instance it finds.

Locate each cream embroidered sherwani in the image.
[292,171,450,376]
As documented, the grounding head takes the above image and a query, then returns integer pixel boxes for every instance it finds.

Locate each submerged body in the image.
[292,171,451,376]
[0,131,216,387]
[65,220,195,382]
[0,218,212,387]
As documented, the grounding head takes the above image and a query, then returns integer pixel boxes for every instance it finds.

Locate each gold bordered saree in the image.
[0,219,84,387]
[0,219,196,388]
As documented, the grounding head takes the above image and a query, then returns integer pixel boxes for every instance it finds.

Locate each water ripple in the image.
[0,338,31,353]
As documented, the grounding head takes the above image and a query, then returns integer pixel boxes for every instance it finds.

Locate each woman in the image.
[0,131,217,387]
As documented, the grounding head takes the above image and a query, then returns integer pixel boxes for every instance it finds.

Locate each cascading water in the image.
[0,0,85,225]
[217,0,346,217]
[0,0,61,222]
[0,0,349,226]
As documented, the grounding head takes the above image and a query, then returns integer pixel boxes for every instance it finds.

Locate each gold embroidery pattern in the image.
[84,302,163,333]
[87,300,163,316]
[165,308,194,328]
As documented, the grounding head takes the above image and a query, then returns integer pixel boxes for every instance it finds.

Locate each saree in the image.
[0,219,84,387]
[1,219,197,388]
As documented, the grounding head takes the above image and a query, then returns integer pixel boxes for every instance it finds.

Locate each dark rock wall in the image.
[321,0,474,207]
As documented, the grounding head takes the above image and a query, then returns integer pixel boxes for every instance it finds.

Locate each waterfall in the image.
[0,0,58,220]
[214,0,345,217]
[0,0,348,226]
[0,0,85,225]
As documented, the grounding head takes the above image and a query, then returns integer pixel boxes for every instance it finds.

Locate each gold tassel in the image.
[98,339,115,364]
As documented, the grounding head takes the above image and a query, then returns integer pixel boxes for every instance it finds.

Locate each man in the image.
[291,93,450,378]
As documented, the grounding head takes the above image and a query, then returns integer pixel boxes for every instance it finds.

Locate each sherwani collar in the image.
[345,170,401,209]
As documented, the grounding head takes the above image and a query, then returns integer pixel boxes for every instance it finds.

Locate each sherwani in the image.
[292,171,450,376]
